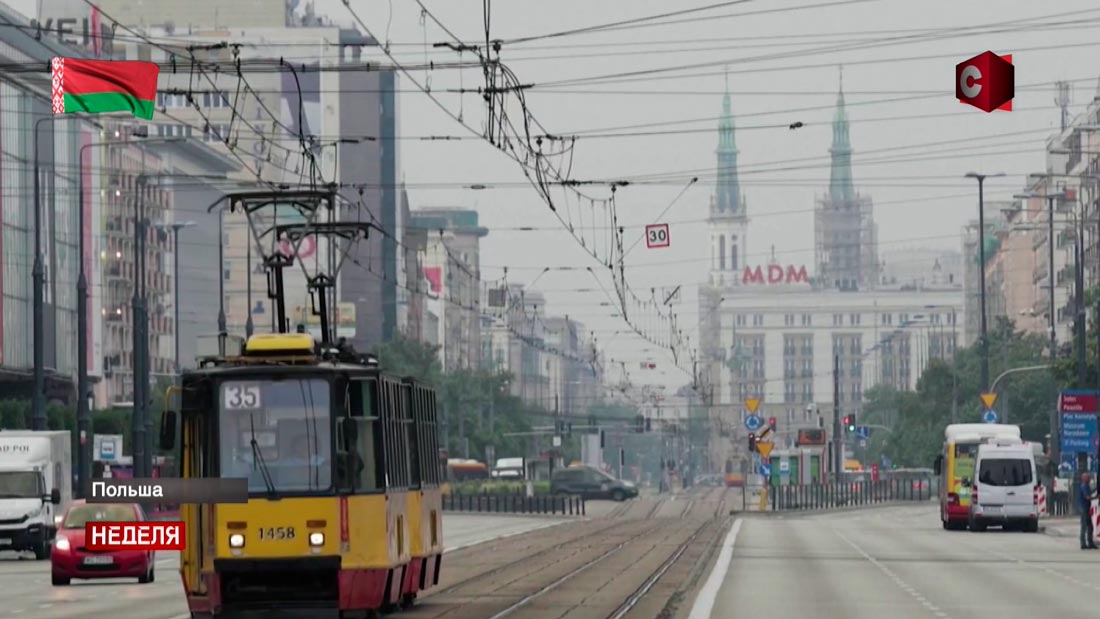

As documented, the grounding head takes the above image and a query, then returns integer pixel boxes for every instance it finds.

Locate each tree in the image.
[866,316,1065,468]
[374,335,443,384]
[373,335,543,462]
[1052,285,1100,390]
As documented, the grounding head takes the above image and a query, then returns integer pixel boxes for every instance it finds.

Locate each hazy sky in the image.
[308,0,1100,391]
[12,0,1100,391]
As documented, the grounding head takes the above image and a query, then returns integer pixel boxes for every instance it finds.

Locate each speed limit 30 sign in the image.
[645,223,670,249]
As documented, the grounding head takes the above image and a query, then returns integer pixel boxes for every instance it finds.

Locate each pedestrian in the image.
[1078,472,1098,550]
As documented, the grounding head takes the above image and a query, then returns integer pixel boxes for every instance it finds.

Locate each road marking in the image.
[836,529,953,619]
[954,537,1100,592]
[686,518,742,619]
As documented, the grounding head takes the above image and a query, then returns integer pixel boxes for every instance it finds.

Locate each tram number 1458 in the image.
[257,527,296,540]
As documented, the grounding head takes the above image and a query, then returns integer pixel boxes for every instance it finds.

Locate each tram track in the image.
[404,490,732,619]
[427,517,632,599]
[484,519,673,619]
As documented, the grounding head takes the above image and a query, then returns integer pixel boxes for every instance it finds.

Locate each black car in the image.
[550,466,638,501]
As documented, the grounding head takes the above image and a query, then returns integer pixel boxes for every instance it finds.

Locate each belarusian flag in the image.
[51,57,159,120]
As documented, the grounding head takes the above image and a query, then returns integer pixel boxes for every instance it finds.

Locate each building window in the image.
[849,313,860,326]
[833,314,843,326]
[730,241,738,271]
[883,313,892,325]
[802,314,812,326]
[785,314,795,326]
[753,314,764,327]
[719,235,726,271]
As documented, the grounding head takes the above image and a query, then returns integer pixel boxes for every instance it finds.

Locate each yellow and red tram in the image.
[161,332,444,617]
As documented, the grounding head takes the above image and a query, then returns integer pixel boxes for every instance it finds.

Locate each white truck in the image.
[491,457,527,480]
[0,431,71,559]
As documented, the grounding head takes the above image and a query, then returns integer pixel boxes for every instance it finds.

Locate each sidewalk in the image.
[1043,516,1079,538]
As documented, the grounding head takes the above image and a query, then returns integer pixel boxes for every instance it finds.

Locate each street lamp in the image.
[924,304,959,422]
[115,134,208,478]
[1027,173,1099,389]
[965,171,1006,392]
[1013,190,1063,363]
[155,222,197,375]
[31,114,131,430]
[1040,156,1100,445]
[74,131,144,497]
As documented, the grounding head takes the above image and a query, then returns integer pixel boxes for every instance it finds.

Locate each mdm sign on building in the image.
[741,265,809,285]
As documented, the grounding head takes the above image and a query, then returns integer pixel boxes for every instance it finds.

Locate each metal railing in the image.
[771,478,933,511]
[443,493,586,516]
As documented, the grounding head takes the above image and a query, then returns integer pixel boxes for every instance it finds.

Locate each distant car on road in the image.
[50,501,156,586]
[551,466,638,501]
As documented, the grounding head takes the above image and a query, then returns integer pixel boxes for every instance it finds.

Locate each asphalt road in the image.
[0,513,569,619]
[704,504,1100,619]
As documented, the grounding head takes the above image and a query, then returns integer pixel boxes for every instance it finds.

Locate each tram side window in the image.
[416,388,433,486]
[385,380,412,489]
[405,385,422,488]
[343,380,383,491]
[421,388,441,485]
[379,380,412,490]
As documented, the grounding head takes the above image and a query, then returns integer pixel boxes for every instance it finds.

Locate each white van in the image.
[968,438,1039,532]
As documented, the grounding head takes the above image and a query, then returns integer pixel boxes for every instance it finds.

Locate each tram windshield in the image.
[218,378,333,493]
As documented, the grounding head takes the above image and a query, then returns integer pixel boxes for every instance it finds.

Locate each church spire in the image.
[715,67,744,215]
[829,65,855,205]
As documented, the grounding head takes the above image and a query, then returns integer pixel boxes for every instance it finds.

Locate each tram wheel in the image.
[401,593,416,609]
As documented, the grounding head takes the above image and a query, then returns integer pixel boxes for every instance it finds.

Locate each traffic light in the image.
[566,422,573,436]
[848,413,857,433]
[748,432,757,452]
[600,429,606,449]
[768,417,777,431]
[842,416,851,432]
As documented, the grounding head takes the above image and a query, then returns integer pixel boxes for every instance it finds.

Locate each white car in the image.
[968,438,1039,532]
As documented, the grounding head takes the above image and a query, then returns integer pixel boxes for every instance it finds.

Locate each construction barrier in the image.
[771,478,933,512]
[443,493,586,516]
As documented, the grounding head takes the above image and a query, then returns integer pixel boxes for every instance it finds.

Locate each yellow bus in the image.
[934,423,1020,530]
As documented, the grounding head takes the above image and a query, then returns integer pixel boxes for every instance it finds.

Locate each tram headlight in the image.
[309,532,324,547]
[229,533,245,548]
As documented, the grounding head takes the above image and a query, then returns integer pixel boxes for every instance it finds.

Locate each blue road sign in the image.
[982,409,999,424]
[745,414,764,431]
[759,463,771,477]
[855,425,871,440]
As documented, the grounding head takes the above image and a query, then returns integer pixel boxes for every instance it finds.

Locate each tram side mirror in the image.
[49,488,61,504]
[932,455,943,476]
[160,410,177,451]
